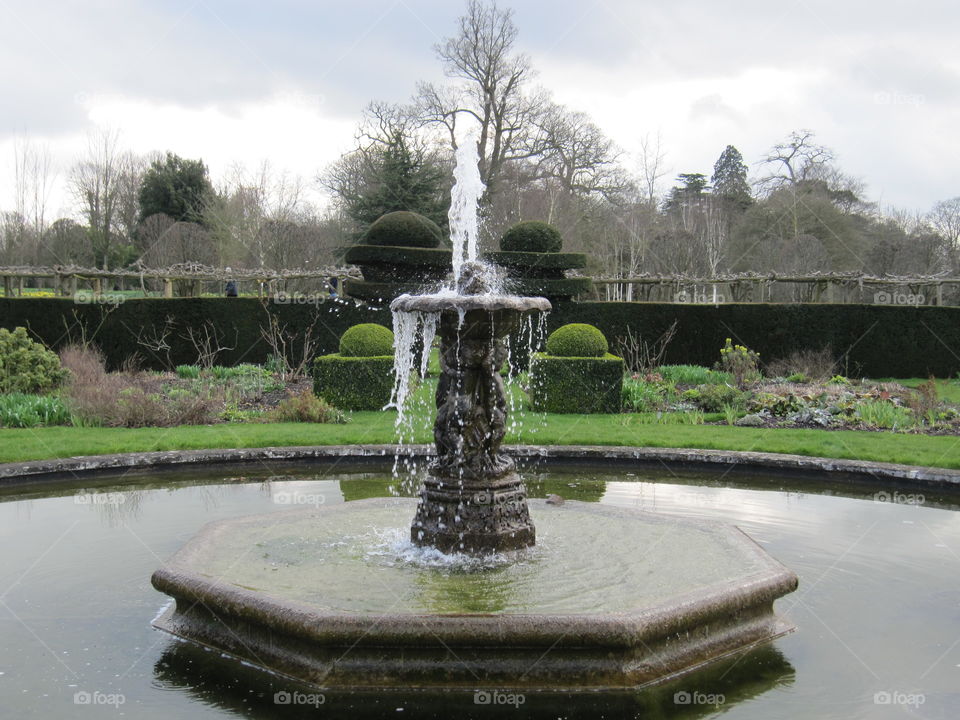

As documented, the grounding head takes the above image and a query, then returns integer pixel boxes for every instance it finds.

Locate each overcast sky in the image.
[1,0,957,219]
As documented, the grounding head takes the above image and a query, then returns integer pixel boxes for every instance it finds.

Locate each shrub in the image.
[363,211,443,248]
[271,389,347,423]
[0,327,67,394]
[530,353,624,413]
[339,323,394,358]
[500,221,563,253]
[719,338,761,388]
[545,323,608,358]
[313,355,395,411]
[658,364,731,386]
[694,383,749,412]
[0,393,71,428]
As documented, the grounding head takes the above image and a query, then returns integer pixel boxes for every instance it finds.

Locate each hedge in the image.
[0,297,387,370]
[530,353,624,413]
[2,298,959,378]
[484,251,587,272]
[552,302,960,378]
[506,277,593,300]
[312,355,394,411]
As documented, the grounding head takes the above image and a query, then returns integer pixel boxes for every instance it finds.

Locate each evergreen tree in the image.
[138,153,215,226]
[348,131,448,230]
[711,145,751,207]
[664,173,709,211]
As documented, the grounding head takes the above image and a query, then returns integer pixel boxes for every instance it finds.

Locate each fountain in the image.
[150,128,798,690]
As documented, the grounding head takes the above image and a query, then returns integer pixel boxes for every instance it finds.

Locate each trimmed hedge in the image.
[345,244,452,270]
[484,251,587,271]
[312,355,394,411]
[364,211,443,248]
[500,221,563,253]
[0,297,388,371]
[343,279,442,305]
[546,323,608,358]
[506,277,593,300]
[340,323,394,357]
[551,302,960,378]
[3,298,959,378]
[530,353,624,413]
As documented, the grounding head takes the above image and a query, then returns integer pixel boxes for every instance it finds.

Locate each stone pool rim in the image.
[1,443,958,489]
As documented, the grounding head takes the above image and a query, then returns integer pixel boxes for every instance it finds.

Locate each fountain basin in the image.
[151,497,797,689]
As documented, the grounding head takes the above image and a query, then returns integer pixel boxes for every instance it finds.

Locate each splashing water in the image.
[448,128,485,285]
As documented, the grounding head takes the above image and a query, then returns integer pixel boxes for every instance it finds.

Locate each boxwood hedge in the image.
[529,353,624,414]
[312,355,394,411]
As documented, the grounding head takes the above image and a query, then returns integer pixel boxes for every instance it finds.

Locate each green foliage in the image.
[363,211,443,249]
[545,323,608,358]
[339,323,394,357]
[340,131,449,234]
[313,355,394,411]
[530,353,624,413]
[176,365,201,379]
[722,404,740,426]
[0,393,72,428]
[657,364,731,386]
[694,383,749,412]
[500,221,563,253]
[0,327,67,394]
[719,338,761,388]
[829,374,851,385]
[271,389,347,424]
[711,145,752,207]
[138,152,214,225]
[622,376,673,412]
[748,392,804,416]
[855,399,915,430]
[786,372,808,383]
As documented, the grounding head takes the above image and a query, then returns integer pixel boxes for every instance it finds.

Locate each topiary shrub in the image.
[529,353,624,413]
[312,356,394,411]
[339,323,394,358]
[0,327,67,394]
[363,211,443,249]
[500,220,563,253]
[545,323,608,358]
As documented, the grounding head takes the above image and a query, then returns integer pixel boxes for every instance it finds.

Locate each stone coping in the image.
[1,444,958,488]
[391,293,551,313]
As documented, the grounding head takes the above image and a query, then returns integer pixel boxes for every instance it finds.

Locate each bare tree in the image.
[71,129,128,269]
[416,0,544,198]
[757,129,834,192]
[928,197,960,246]
[637,132,669,207]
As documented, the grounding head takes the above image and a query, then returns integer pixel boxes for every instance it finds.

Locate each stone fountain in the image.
[393,261,549,554]
[150,129,797,691]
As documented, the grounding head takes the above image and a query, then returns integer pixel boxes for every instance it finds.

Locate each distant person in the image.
[329,277,338,298]
[225,279,238,297]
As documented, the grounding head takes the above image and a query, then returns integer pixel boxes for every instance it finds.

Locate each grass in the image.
[0,394,72,428]
[1,412,959,468]
[877,378,960,404]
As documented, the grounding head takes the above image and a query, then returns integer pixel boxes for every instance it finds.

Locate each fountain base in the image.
[151,497,797,690]
[411,472,536,553]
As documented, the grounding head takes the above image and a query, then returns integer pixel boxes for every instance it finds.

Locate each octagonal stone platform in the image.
[151,497,797,689]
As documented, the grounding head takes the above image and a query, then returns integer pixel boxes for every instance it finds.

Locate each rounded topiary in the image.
[500,221,563,253]
[545,323,608,358]
[0,326,67,394]
[363,211,443,249]
[339,323,394,357]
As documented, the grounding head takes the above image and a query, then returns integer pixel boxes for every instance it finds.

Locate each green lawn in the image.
[1,412,958,469]
[876,378,960,404]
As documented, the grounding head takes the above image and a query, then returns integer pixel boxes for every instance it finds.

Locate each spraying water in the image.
[448,128,485,285]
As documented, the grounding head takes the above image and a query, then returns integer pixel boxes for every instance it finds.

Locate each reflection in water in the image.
[154,640,794,720]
